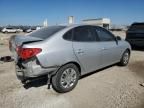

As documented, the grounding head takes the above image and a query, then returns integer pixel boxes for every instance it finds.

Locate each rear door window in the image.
[73,26,97,42]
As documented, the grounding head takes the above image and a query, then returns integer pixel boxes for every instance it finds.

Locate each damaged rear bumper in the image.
[15,60,59,81]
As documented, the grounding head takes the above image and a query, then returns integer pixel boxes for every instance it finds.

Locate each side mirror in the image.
[116,36,122,41]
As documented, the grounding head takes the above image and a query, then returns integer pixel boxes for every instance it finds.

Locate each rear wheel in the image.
[119,50,130,66]
[52,63,79,93]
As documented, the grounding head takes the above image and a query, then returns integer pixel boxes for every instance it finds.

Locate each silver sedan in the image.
[9,24,131,93]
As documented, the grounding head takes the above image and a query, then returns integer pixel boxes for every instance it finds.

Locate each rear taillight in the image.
[17,47,42,60]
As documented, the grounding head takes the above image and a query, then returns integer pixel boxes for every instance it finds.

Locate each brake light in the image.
[18,48,42,60]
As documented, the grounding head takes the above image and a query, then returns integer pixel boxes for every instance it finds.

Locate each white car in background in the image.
[16,28,23,32]
[2,27,23,33]
[2,27,17,33]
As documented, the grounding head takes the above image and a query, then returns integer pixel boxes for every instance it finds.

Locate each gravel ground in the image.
[0,32,144,108]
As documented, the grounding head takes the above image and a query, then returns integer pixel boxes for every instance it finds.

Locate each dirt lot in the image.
[0,32,144,108]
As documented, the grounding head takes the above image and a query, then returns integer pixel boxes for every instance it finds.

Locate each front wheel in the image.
[52,63,79,93]
[119,50,130,66]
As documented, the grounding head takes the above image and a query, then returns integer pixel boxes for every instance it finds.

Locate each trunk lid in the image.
[9,35,43,62]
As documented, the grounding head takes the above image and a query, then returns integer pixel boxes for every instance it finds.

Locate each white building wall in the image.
[82,18,111,29]
[68,16,74,24]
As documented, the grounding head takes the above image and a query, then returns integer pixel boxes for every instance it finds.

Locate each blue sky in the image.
[0,0,144,26]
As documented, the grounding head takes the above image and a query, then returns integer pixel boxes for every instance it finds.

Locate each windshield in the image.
[26,26,66,39]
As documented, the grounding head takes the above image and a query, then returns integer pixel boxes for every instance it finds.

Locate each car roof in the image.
[131,22,144,26]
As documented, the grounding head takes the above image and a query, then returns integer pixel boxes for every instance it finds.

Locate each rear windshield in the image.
[129,23,144,31]
[26,26,66,39]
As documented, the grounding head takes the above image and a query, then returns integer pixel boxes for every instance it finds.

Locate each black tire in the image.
[52,63,79,93]
[119,50,130,66]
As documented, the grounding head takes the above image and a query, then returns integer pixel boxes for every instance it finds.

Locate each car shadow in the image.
[24,64,118,89]
[23,64,117,89]
[80,64,116,79]
[23,76,48,89]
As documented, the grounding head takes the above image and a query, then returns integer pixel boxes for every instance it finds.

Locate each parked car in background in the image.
[25,28,32,33]
[23,28,30,33]
[2,27,17,33]
[126,22,144,47]
[23,27,36,33]
[15,27,23,32]
[1,27,23,33]
[17,28,23,32]
[9,24,131,93]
